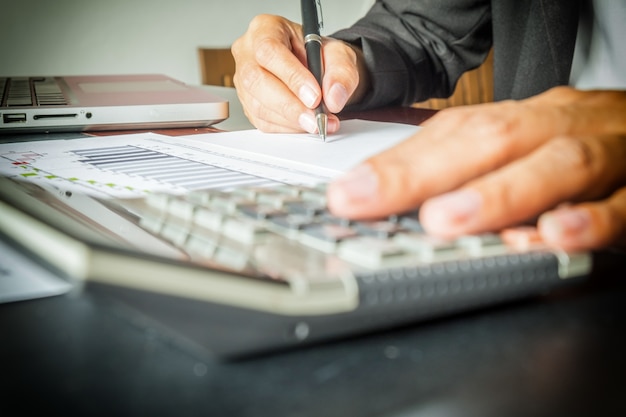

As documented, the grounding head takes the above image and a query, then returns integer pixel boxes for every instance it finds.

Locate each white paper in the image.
[0,238,72,303]
[181,119,420,173]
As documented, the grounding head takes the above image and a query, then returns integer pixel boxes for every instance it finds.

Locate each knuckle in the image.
[248,14,277,31]
[254,39,304,92]
[247,95,266,119]
[430,104,520,139]
[546,136,595,172]
[278,99,297,119]
[254,37,282,67]
[236,62,263,91]
[230,36,243,57]
[233,14,279,59]
[430,104,521,148]
[327,39,357,66]
[329,60,358,89]
[471,107,520,140]
[424,106,467,128]
[285,71,306,94]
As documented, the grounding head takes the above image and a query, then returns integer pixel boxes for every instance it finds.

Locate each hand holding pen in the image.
[231,10,366,135]
[301,0,327,140]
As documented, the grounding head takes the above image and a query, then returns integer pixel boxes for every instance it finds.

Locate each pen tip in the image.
[316,113,328,142]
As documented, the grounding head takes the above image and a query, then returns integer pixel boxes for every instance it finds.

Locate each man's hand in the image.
[327,87,626,251]
[231,14,366,135]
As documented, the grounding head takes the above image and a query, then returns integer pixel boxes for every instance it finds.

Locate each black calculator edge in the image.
[86,251,587,360]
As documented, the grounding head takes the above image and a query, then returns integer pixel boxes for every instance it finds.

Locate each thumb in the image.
[322,39,366,113]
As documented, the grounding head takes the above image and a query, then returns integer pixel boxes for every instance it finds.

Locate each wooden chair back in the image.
[198,48,236,87]
[413,49,494,109]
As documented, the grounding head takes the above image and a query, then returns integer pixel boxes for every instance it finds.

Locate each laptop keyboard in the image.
[0,77,68,107]
[112,183,590,280]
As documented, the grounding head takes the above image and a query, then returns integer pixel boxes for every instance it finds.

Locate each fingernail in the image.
[327,83,349,111]
[299,113,318,133]
[422,189,482,232]
[540,208,591,241]
[299,85,319,108]
[330,164,378,201]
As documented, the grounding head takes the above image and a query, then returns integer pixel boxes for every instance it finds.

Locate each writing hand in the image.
[327,87,626,251]
[231,15,365,134]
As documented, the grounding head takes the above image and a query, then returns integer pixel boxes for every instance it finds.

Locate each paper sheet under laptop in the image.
[0,238,73,303]
[0,120,419,198]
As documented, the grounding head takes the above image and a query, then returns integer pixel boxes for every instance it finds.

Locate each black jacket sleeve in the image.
[331,0,493,110]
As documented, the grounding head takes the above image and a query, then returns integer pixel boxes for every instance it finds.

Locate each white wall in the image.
[0,0,374,85]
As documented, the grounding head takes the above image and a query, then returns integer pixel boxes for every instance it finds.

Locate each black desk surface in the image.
[2,107,626,416]
[2,251,625,417]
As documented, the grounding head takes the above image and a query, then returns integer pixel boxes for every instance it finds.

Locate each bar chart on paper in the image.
[70,145,278,191]
[0,133,329,198]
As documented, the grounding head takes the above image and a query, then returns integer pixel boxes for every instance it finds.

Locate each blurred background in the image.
[0,0,374,85]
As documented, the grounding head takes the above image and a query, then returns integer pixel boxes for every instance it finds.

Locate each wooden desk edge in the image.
[340,106,437,126]
[85,106,435,137]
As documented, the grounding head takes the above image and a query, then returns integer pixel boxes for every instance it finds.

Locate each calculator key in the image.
[222,217,271,244]
[399,215,425,233]
[300,189,327,206]
[185,233,219,259]
[238,204,287,220]
[256,193,302,208]
[455,233,507,256]
[160,220,191,246]
[139,214,165,234]
[394,233,460,261]
[145,192,171,212]
[299,223,360,252]
[338,236,415,268]
[213,245,252,272]
[269,213,319,231]
[167,197,196,222]
[282,200,325,216]
[500,227,544,250]
[208,193,256,214]
[319,211,354,227]
[353,220,407,238]
[193,207,224,231]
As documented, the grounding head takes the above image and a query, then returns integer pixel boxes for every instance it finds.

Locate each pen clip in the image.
[316,0,324,31]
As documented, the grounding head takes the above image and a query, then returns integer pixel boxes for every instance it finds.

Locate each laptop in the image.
[0,74,229,133]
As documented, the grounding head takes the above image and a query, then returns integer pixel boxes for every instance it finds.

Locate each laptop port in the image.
[2,113,27,123]
[33,113,77,120]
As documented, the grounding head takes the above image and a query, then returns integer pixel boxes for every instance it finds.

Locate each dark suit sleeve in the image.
[331,0,493,110]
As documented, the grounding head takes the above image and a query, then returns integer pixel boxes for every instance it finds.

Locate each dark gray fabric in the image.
[491,0,580,101]
[331,0,580,110]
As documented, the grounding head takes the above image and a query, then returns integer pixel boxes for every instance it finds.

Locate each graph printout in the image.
[0,133,332,198]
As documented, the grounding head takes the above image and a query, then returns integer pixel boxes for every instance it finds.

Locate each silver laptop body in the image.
[0,74,228,133]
